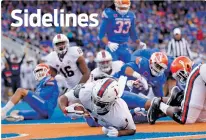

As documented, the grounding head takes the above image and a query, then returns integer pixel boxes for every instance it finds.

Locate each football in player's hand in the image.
[74,104,85,114]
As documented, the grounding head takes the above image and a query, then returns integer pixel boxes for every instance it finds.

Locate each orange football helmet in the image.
[114,0,131,15]
[170,56,193,84]
[33,63,51,81]
[149,52,168,76]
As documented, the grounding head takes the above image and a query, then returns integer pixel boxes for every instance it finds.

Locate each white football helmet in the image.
[53,34,69,55]
[95,50,112,73]
[149,52,168,76]
[114,0,131,16]
[91,78,119,115]
[33,63,51,81]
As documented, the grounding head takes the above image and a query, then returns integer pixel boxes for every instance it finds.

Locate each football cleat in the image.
[147,97,161,124]
[167,86,184,107]
[5,110,24,122]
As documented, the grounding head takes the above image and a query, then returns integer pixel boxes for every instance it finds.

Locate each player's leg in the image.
[118,44,131,63]
[1,88,29,119]
[2,89,49,120]
[106,47,118,61]
[5,110,46,122]
[148,68,206,124]
[23,91,50,118]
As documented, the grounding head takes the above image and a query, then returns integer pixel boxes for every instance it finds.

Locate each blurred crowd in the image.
[2,1,206,56]
[1,1,206,101]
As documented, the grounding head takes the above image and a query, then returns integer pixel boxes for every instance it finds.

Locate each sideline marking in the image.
[2,133,28,139]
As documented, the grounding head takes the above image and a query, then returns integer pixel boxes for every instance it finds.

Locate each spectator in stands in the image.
[1,62,12,102]
[3,47,27,93]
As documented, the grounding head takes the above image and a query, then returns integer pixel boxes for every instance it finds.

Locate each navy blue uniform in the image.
[5,54,25,92]
[18,76,59,120]
[99,5,138,63]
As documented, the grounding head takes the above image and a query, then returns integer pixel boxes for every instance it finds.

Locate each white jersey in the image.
[89,61,124,82]
[78,82,136,130]
[45,47,83,90]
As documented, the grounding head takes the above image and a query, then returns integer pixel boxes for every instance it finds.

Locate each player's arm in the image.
[129,15,146,49]
[49,66,58,77]
[118,129,136,136]
[77,56,90,83]
[121,61,141,79]
[99,11,109,45]
[58,95,69,113]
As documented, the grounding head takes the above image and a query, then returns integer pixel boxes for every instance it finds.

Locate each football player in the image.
[44,34,90,109]
[65,78,136,137]
[86,50,148,123]
[131,48,176,96]
[99,0,146,63]
[45,34,90,90]
[148,57,206,124]
[119,52,168,97]
[1,64,59,121]
[88,50,124,82]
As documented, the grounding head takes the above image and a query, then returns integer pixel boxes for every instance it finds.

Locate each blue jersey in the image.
[131,48,174,79]
[131,48,160,61]
[119,57,166,97]
[35,76,59,112]
[99,8,138,44]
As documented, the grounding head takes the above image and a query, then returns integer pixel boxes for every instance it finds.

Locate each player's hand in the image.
[107,41,119,52]
[64,103,84,118]
[134,76,148,90]
[139,42,147,49]
[107,126,119,137]
[102,127,109,134]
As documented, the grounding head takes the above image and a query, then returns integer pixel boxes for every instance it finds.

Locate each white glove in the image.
[135,76,148,90]
[139,41,147,49]
[107,126,119,137]
[107,41,119,52]
[102,127,109,134]
[64,103,84,118]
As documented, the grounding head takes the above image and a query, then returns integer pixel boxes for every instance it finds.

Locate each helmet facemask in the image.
[54,41,68,56]
[150,62,167,76]
[98,60,112,73]
[172,70,189,84]
[33,67,49,82]
[114,1,130,16]
[91,96,115,115]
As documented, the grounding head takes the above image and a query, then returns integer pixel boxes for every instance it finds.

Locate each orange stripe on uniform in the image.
[181,68,200,123]
[97,79,114,97]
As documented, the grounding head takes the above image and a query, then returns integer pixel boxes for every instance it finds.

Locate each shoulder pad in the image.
[135,57,142,64]
[128,11,136,19]
[102,8,113,19]
[69,47,83,57]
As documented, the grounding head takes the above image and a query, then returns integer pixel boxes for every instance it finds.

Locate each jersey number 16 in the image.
[60,66,74,78]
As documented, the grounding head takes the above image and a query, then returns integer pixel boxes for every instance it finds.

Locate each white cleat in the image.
[5,110,24,122]
[1,110,7,120]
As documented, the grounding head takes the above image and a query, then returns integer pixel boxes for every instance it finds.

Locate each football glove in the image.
[139,41,147,49]
[107,41,119,52]
[64,103,84,118]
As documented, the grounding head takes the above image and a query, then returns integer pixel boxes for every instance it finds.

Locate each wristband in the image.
[132,71,141,79]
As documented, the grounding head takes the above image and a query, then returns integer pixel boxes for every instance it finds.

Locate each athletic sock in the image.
[159,102,169,114]
[2,101,15,114]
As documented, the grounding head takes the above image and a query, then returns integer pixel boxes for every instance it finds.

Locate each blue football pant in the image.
[18,91,50,120]
[106,44,131,63]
